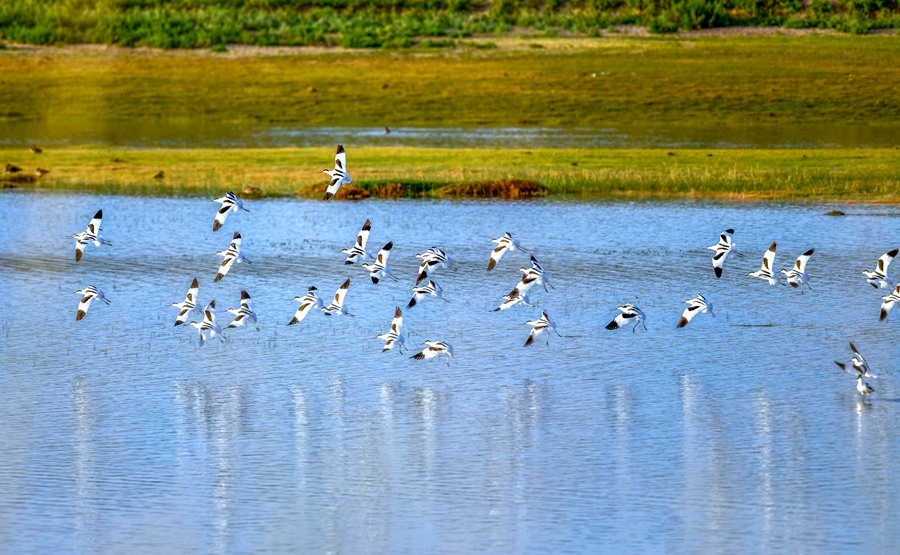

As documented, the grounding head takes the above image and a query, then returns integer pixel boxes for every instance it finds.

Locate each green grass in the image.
[4,146,899,202]
[0,0,898,49]
[1,35,899,130]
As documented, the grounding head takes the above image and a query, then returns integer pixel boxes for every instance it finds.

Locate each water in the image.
[2,121,900,149]
[1,191,899,553]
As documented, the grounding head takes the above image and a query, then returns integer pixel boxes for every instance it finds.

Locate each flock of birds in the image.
[67,145,897,394]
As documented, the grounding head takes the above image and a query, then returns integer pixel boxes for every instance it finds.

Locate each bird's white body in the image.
[212,191,249,232]
[606,304,648,333]
[780,248,815,292]
[863,248,897,289]
[677,294,715,328]
[487,232,528,271]
[880,284,900,321]
[377,307,406,353]
[72,209,111,262]
[416,247,453,285]
[411,340,454,364]
[749,241,781,286]
[323,145,352,200]
[171,277,202,326]
[707,228,741,279]
[75,285,110,320]
[519,255,553,292]
[188,300,224,344]
[215,231,250,282]
[226,290,259,331]
[289,286,323,325]
[342,219,373,265]
[362,242,397,285]
[524,311,560,346]
[322,278,352,316]
[407,280,448,309]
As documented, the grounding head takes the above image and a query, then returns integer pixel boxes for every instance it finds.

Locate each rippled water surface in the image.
[1,192,899,553]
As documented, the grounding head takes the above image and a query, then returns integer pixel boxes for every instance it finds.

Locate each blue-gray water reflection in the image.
[0,192,899,553]
[2,121,899,149]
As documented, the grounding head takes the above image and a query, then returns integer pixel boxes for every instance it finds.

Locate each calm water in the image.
[2,121,900,149]
[1,192,899,553]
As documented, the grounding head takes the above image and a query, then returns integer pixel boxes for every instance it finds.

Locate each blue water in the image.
[0,192,898,553]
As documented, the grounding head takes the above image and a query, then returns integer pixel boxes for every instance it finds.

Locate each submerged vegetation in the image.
[0,0,899,50]
[3,146,899,202]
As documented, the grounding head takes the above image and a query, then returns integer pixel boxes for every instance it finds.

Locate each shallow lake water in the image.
[1,191,899,553]
[2,121,900,149]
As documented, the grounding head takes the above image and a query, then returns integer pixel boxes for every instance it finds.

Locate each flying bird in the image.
[341,219,373,264]
[487,232,527,271]
[288,286,323,325]
[707,228,741,279]
[214,231,250,282]
[226,290,260,331]
[677,293,715,328]
[407,280,449,309]
[415,247,453,285]
[605,304,648,333]
[75,285,110,320]
[72,209,111,262]
[171,277,202,326]
[862,248,898,289]
[321,278,353,316]
[495,280,536,312]
[520,255,553,291]
[188,300,224,344]
[212,191,249,232]
[323,144,352,200]
[748,241,781,286]
[362,241,397,284]
[411,340,454,365]
[879,284,900,321]
[780,248,815,292]
[834,342,878,379]
[524,311,560,346]
[377,307,406,353]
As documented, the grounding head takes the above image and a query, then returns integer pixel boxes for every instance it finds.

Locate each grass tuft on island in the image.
[2,146,899,203]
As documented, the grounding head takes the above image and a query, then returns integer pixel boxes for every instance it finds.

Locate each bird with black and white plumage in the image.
[226,290,260,331]
[834,342,878,379]
[863,248,898,289]
[606,304,648,333]
[323,144,352,200]
[321,278,353,316]
[707,228,742,279]
[411,340,454,365]
[494,281,536,312]
[171,277,202,326]
[856,374,875,397]
[487,232,528,271]
[212,191,249,232]
[377,307,406,353]
[362,242,398,285]
[75,285,110,321]
[288,286,323,326]
[407,280,449,309]
[214,231,250,283]
[4,163,22,173]
[780,248,815,292]
[524,311,560,347]
[677,293,715,328]
[341,219,373,265]
[748,241,781,286]
[72,209,111,262]
[415,247,453,285]
[879,284,900,321]
[519,255,554,292]
[188,300,224,344]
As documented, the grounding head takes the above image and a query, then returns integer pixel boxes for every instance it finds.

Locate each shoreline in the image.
[3,146,898,203]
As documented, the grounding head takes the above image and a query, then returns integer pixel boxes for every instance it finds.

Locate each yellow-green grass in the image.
[3,146,899,202]
[2,35,900,129]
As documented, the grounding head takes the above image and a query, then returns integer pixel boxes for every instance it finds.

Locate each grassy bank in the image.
[3,146,899,202]
[1,35,899,129]
[1,0,899,50]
